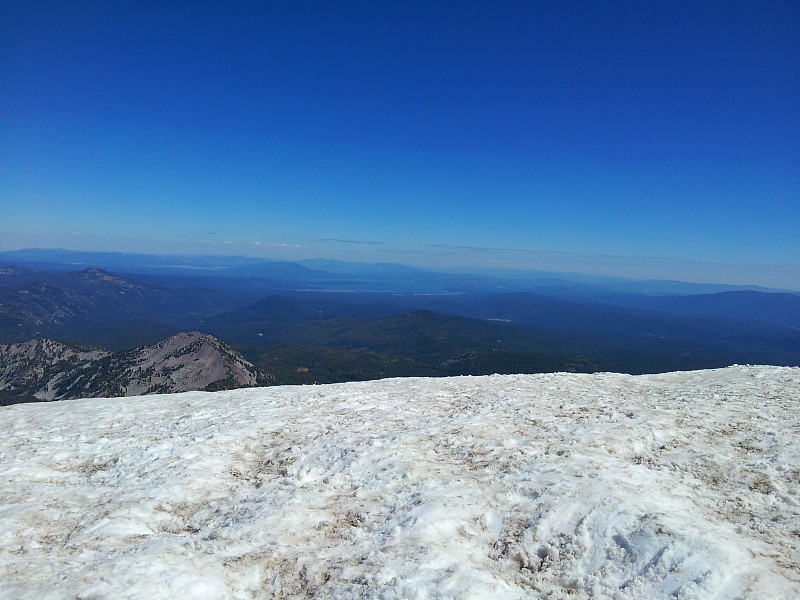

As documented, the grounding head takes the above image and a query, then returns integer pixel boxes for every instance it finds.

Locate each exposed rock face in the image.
[0,339,112,401]
[0,332,272,403]
[118,332,269,396]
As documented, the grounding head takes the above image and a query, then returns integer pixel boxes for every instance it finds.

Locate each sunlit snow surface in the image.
[1,366,798,599]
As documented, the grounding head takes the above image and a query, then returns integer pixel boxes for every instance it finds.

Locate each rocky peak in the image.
[122,332,269,395]
[0,333,272,404]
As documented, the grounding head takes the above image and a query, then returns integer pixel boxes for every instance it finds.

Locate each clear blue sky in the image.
[1,1,798,287]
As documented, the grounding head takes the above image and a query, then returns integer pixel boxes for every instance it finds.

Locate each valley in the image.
[1,249,798,403]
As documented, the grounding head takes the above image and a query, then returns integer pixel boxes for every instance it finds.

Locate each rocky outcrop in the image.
[0,332,272,404]
[0,339,112,401]
[117,331,269,396]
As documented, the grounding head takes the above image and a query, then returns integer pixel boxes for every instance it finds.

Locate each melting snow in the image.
[0,366,798,599]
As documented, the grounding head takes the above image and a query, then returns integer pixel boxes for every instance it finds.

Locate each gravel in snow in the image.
[1,365,798,599]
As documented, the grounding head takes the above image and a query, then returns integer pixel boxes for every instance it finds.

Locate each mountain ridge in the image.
[2,262,798,380]
[2,248,795,294]
[0,331,272,404]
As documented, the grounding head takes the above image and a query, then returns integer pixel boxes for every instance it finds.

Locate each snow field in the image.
[0,366,798,599]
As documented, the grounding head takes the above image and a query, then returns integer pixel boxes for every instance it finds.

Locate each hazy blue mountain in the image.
[299,259,430,276]
[3,248,792,296]
[207,292,800,375]
[1,251,798,381]
[0,268,248,348]
[599,291,800,329]
[0,248,264,273]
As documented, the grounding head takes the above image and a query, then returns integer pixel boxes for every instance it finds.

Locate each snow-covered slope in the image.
[1,366,798,599]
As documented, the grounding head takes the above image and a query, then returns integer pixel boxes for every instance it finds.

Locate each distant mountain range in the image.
[0,332,271,405]
[0,266,250,348]
[1,247,792,295]
[1,249,798,395]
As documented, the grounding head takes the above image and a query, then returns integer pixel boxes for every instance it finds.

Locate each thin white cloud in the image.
[426,244,575,258]
[321,238,384,245]
[254,242,303,248]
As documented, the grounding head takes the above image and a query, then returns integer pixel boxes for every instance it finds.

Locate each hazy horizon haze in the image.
[2,1,797,288]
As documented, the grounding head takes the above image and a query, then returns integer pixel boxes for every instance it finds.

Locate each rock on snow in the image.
[0,366,798,599]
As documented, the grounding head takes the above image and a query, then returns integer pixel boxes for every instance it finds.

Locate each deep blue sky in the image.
[1,1,798,287]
